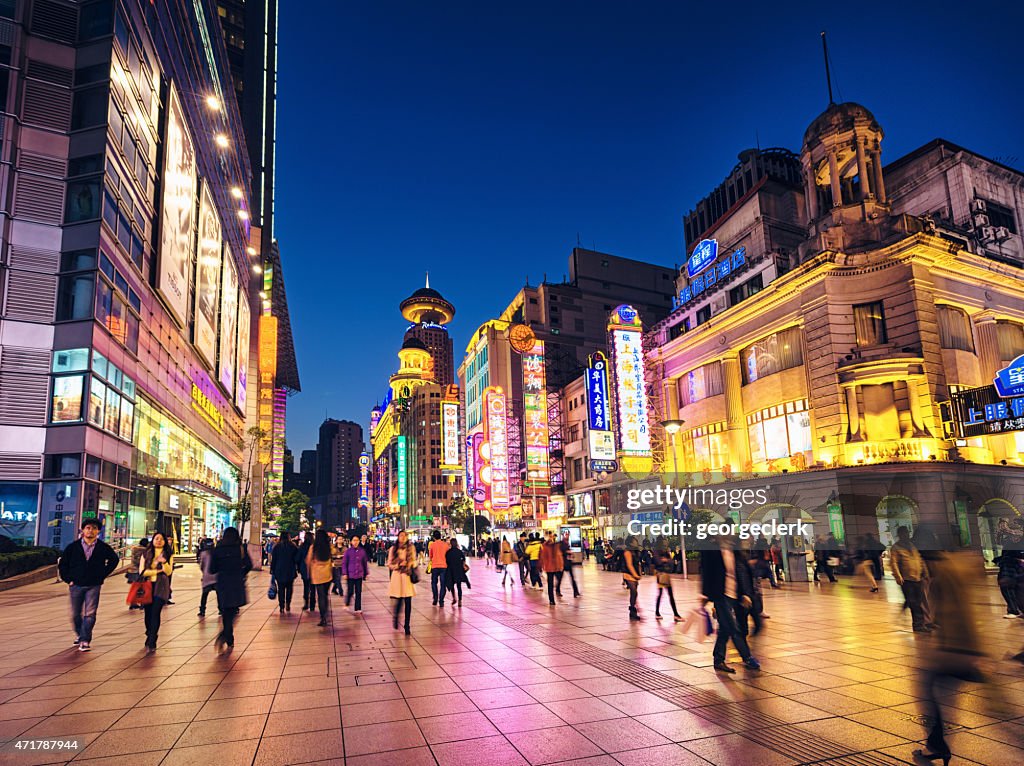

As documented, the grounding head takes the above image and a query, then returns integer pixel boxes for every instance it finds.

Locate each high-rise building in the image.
[313,419,363,527]
[399,276,455,386]
[0,0,262,551]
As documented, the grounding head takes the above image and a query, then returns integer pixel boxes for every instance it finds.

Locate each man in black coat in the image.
[58,518,120,652]
[700,534,761,673]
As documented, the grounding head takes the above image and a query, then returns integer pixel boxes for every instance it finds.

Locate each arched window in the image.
[936,306,975,352]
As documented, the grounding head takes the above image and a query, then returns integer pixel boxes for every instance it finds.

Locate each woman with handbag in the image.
[654,544,681,621]
[500,537,517,587]
[445,538,470,607]
[209,527,252,651]
[306,529,334,627]
[270,531,300,613]
[139,533,174,653]
[387,530,417,634]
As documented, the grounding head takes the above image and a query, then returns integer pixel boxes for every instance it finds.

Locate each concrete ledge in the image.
[0,564,59,592]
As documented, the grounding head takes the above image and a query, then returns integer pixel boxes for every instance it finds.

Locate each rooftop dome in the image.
[399,273,456,324]
[401,336,428,351]
[803,102,881,147]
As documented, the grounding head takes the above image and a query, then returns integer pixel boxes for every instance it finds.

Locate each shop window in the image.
[854,301,887,347]
[52,348,89,373]
[51,375,86,423]
[741,326,803,384]
[88,376,105,426]
[680,361,724,406]
[684,422,729,471]
[936,306,975,352]
[996,321,1024,361]
[747,399,811,463]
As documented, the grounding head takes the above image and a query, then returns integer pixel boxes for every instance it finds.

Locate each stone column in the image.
[845,385,863,442]
[855,137,872,199]
[974,315,1002,381]
[906,377,927,437]
[828,149,842,207]
[805,166,819,220]
[722,356,750,469]
[871,150,886,202]
[663,378,680,421]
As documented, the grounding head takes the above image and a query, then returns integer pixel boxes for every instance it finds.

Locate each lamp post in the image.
[527,469,540,533]
[660,419,687,579]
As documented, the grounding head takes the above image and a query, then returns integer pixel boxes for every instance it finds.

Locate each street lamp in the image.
[660,418,687,579]
[528,469,541,531]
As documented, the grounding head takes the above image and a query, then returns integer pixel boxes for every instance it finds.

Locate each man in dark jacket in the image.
[58,518,120,652]
[700,534,761,673]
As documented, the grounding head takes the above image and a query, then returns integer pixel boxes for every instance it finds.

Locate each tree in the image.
[264,489,310,535]
[228,426,269,542]
[445,495,474,534]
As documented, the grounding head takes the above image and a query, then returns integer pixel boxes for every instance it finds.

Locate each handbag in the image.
[827,557,840,567]
[126,578,153,606]
[268,578,278,600]
[409,566,420,585]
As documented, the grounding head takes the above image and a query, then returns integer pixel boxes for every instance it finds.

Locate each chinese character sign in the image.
[358,453,371,508]
[483,387,510,509]
[586,352,611,432]
[396,436,408,507]
[522,341,549,484]
[609,307,651,456]
[441,401,460,468]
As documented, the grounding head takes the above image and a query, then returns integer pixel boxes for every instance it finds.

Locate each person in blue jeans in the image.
[700,534,761,674]
[58,518,120,652]
[341,534,370,613]
[427,530,449,606]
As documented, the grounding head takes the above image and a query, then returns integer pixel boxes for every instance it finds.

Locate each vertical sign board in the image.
[484,387,509,509]
[358,453,371,508]
[157,83,196,326]
[257,315,278,464]
[469,432,486,510]
[586,351,617,471]
[236,295,250,411]
[194,181,221,366]
[522,341,550,484]
[396,436,408,507]
[608,305,651,456]
[441,400,460,468]
[219,248,239,396]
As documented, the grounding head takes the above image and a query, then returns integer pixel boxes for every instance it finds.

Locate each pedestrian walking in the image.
[701,534,761,673]
[330,534,345,595]
[387,530,417,634]
[863,532,885,582]
[891,526,931,632]
[197,538,218,617]
[514,533,530,585]
[305,529,334,627]
[622,536,642,621]
[209,527,252,652]
[139,532,174,653]
[57,518,119,652]
[854,534,880,592]
[582,537,590,561]
[428,530,449,607]
[298,533,316,612]
[500,536,518,586]
[539,532,564,605]
[559,533,580,598]
[526,533,543,588]
[445,537,470,607]
[127,536,149,610]
[654,544,681,621]
[270,531,300,612]
[994,549,1023,618]
[342,534,369,613]
[813,534,838,583]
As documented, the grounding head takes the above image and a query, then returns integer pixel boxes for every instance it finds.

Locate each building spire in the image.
[821,30,835,105]
[425,271,430,289]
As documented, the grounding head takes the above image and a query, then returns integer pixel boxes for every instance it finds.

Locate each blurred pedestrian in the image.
[514,533,530,585]
[654,544,680,621]
[197,537,218,617]
[500,537,518,587]
[342,534,369,613]
[526,533,543,588]
[701,534,760,673]
[209,526,252,652]
[623,536,642,621]
[388,530,417,634]
[559,533,580,598]
[270,531,300,613]
[445,537,470,607]
[854,534,880,592]
[428,530,448,607]
[139,532,174,653]
[58,518,119,652]
[330,534,345,596]
[298,533,316,612]
[891,526,931,632]
[306,529,334,627]
[540,531,564,606]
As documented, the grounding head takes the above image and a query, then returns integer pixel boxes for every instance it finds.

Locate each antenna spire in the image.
[821,31,835,105]
[425,271,430,289]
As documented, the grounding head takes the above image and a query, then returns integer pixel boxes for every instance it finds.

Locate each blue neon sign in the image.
[686,239,719,278]
[673,246,748,309]
[994,355,1024,398]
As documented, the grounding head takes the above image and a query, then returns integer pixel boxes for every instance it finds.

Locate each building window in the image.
[51,375,86,423]
[683,422,729,471]
[936,306,975,352]
[696,305,711,326]
[741,326,803,384]
[996,321,1024,361]
[679,361,724,406]
[56,274,95,321]
[568,424,580,443]
[747,399,812,463]
[573,459,583,482]
[729,272,763,307]
[984,199,1018,234]
[854,302,887,347]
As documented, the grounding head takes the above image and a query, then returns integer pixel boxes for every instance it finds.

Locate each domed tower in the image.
[388,336,433,400]
[801,102,890,254]
[399,274,456,385]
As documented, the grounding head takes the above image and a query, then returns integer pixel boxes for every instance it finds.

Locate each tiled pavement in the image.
[1,557,1023,765]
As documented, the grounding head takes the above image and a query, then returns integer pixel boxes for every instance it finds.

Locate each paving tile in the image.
[349,745,440,766]
[483,703,568,733]
[544,697,626,724]
[264,706,341,736]
[341,699,413,727]
[604,691,681,716]
[20,709,126,737]
[613,744,713,766]
[418,710,500,744]
[344,719,426,757]
[506,725,604,765]
[793,717,909,751]
[0,698,79,720]
[431,735,528,766]
[682,734,798,766]
[467,685,536,709]
[76,722,188,760]
[254,730,345,766]
[522,681,592,702]
[575,717,672,752]
[406,691,478,717]
[160,739,260,766]
[340,682,404,704]
[270,687,337,713]
[192,694,275,720]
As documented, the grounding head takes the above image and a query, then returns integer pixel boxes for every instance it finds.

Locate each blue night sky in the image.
[275,0,1023,455]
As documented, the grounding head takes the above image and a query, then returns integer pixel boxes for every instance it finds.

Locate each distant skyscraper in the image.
[400,275,456,386]
[314,419,364,527]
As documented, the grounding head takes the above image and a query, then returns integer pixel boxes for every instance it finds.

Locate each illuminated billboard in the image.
[157,83,196,326]
[236,295,250,411]
[608,305,651,456]
[218,249,238,396]
[358,452,371,508]
[194,180,221,366]
[441,400,460,468]
[396,435,408,507]
[585,351,617,471]
[522,340,549,484]
[483,387,509,509]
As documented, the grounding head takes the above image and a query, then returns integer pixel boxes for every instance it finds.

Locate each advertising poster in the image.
[157,83,197,326]
[218,249,238,396]
[235,293,250,411]
[441,400,460,467]
[194,181,221,366]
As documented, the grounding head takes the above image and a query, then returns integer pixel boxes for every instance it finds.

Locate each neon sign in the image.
[608,305,651,456]
[522,340,549,484]
[483,387,509,509]
[673,246,748,309]
[994,355,1024,398]
[585,351,617,471]
[441,400,460,468]
[396,436,408,507]
[358,453,371,508]
[687,239,718,277]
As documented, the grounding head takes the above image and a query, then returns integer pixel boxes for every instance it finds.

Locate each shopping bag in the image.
[126,579,153,607]
[267,579,278,600]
